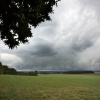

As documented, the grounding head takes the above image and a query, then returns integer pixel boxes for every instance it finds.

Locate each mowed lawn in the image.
[0,74,100,100]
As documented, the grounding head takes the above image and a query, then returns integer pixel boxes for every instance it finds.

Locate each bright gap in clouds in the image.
[0,53,23,69]
[0,0,100,71]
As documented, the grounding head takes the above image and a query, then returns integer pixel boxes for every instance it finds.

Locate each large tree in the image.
[0,0,60,49]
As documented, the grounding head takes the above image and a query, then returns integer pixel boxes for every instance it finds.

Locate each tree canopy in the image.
[0,0,60,49]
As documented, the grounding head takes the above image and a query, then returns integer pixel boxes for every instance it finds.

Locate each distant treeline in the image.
[62,70,94,74]
[0,62,38,76]
[38,70,94,74]
[16,71,38,76]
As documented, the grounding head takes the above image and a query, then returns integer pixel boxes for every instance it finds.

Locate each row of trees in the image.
[38,70,94,74]
[0,62,38,76]
[62,70,94,74]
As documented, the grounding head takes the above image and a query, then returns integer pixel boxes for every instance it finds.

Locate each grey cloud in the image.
[0,0,100,71]
[70,37,93,52]
[80,0,100,23]
[30,42,57,57]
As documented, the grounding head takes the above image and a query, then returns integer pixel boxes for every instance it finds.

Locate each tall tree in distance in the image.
[0,62,2,66]
[0,0,60,49]
[0,61,3,74]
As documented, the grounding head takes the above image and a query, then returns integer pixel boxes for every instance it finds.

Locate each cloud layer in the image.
[0,0,100,71]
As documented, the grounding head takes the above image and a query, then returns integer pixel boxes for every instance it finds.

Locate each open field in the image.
[0,74,100,100]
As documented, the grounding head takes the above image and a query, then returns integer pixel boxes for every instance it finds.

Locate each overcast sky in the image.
[0,0,100,71]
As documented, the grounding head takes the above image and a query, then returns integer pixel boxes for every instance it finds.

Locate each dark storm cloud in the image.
[15,38,57,57]
[30,44,57,57]
[70,36,94,52]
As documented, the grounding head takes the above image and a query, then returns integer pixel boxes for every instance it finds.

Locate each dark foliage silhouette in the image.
[0,0,60,49]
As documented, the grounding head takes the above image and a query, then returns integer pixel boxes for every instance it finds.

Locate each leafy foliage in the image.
[0,0,60,49]
[0,61,17,74]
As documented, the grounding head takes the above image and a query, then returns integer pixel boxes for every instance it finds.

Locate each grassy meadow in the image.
[0,74,100,100]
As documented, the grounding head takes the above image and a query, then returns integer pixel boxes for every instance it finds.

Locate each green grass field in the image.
[0,74,100,100]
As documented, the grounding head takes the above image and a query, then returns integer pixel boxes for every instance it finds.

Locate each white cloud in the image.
[0,53,23,69]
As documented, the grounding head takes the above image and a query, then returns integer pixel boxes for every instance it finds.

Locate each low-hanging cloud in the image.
[29,39,57,57]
